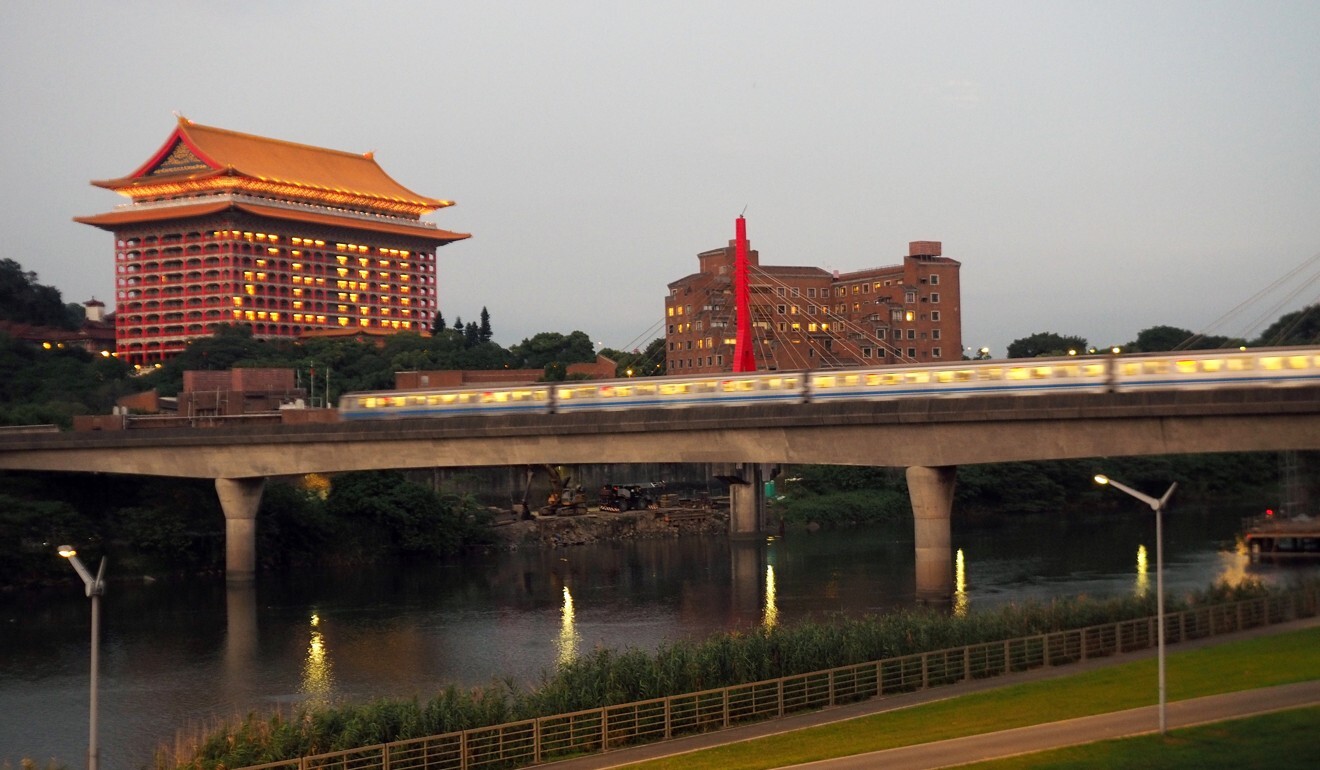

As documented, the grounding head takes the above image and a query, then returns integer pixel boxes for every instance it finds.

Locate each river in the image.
[1,502,1314,768]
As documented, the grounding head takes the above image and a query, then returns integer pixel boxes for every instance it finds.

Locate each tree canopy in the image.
[1006,331,1089,358]
[0,259,81,329]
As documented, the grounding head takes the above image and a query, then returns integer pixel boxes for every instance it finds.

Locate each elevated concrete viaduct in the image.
[3,385,1319,598]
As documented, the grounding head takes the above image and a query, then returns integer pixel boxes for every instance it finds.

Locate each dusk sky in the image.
[2,1,1317,356]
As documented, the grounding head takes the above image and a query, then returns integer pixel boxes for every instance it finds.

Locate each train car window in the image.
[1175,360,1199,374]
[1006,367,1030,380]
[904,371,931,384]
[1083,363,1106,377]
[1260,357,1283,370]
[1286,355,1310,369]
[979,368,1005,380]
[636,384,657,396]
[1226,358,1252,371]
[813,375,835,389]
[842,374,861,386]
[614,386,632,397]
[660,383,688,395]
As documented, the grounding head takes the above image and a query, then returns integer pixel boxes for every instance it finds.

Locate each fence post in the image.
[460,732,467,770]
[381,744,389,770]
[534,718,541,764]
[1116,620,1123,654]
[1003,640,1011,673]
[876,660,884,696]
[778,678,785,717]
[829,669,836,707]
[601,708,609,751]
[921,654,929,689]
[963,646,971,682]
[664,695,672,739]
[723,688,731,729]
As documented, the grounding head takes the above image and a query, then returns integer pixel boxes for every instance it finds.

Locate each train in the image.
[338,346,1320,420]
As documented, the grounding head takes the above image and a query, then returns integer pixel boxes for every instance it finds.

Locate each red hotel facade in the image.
[76,118,469,366]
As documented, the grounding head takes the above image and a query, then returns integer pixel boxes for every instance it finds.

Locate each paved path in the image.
[782,680,1320,769]
[538,617,1320,770]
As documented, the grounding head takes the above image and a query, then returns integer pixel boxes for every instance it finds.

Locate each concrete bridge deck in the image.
[3,384,1318,593]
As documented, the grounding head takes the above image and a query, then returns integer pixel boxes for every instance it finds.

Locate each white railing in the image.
[233,589,1317,770]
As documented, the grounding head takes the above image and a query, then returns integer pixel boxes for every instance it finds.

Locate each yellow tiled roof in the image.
[92,117,452,211]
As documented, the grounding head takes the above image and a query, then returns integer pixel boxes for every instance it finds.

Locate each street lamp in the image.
[1093,475,1177,734]
[58,545,105,770]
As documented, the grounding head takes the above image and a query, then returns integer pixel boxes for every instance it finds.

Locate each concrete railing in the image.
[234,589,1318,770]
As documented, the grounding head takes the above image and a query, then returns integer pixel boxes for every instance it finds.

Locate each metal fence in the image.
[237,589,1318,770]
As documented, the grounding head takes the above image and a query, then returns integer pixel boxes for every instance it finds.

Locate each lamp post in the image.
[58,545,105,770]
[1093,475,1176,734]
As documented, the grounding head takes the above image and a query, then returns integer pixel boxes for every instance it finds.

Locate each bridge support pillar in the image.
[216,477,266,583]
[907,465,956,603]
[727,463,765,539]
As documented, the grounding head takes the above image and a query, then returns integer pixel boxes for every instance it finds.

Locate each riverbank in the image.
[491,507,728,549]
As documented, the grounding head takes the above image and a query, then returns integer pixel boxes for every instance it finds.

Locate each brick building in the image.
[665,239,961,373]
[76,117,468,366]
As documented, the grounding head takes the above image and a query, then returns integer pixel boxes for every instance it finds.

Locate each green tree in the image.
[478,307,493,343]
[510,331,594,369]
[1126,325,1234,352]
[1006,332,1089,358]
[601,337,667,377]
[0,258,80,329]
[326,470,486,557]
[1253,303,1320,347]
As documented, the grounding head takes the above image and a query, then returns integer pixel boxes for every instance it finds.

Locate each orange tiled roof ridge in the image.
[92,116,452,211]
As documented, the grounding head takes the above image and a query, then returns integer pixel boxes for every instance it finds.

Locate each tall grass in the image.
[159,577,1304,769]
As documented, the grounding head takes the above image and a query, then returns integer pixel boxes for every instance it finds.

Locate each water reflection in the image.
[557,587,580,667]
[953,549,968,618]
[301,613,334,707]
[1135,544,1150,598]
[1217,540,1252,586]
[762,564,779,630]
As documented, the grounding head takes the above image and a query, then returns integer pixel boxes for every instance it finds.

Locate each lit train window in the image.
[1007,367,1030,380]
[1201,359,1224,373]
[842,374,861,386]
[660,383,688,395]
[980,368,1004,380]
[1175,360,1198,374]
[637,384,657,396]
[427,395,443,405]
[1287,355,1310,369]
[904,371,931,384]
[1082,363,1106,377]
[1260,357,1283,370]
[614,386,632,397]
[722,379,754,392]
[1226,358,1252,371]
[814,376,836,389]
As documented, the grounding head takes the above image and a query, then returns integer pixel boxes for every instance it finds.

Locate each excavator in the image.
[519,464,588,517]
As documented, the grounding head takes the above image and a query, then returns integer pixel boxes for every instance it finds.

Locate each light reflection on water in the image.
[762,564,779,630]
[301,613,334,708]
[953,549,969,617]
[3,505,1316,768]
[557,587,580,667]
[1135,544,1150,598]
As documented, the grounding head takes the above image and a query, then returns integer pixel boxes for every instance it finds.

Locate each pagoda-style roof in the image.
[74,199,470,244]
[90,117,454,215]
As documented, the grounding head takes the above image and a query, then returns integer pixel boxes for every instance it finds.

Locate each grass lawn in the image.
[618,626,1320,770]
[966,705,1320,769]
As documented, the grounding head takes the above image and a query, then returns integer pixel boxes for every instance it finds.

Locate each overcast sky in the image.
[2,1,1317,356]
